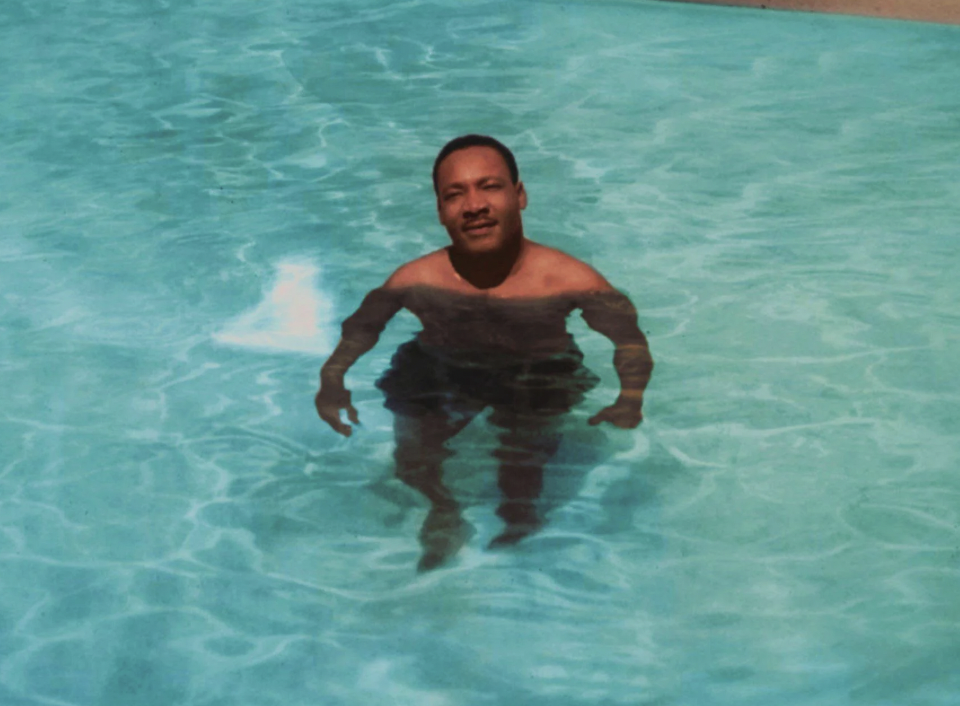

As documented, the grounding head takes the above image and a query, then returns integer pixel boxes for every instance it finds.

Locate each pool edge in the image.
[658,0,960,25]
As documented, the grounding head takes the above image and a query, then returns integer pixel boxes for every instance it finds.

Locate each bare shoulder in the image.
[383,249,451,289]
[525,241,614,294]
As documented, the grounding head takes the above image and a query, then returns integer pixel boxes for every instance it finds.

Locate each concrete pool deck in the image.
[663,0,960,24]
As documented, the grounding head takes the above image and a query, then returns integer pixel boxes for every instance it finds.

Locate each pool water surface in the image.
[1,0,959,704]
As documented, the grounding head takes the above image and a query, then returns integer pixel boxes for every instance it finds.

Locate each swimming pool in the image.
[2,0,959,703]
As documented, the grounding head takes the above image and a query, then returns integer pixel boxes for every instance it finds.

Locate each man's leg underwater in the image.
[487,409,564,547]
[392,407,483,571]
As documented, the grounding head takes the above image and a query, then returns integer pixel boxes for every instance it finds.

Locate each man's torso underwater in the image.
[400,285,578,366]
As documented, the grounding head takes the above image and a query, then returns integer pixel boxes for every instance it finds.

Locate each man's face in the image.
[435,146,527,256]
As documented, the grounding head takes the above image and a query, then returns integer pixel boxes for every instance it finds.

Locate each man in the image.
[315,135,653,570]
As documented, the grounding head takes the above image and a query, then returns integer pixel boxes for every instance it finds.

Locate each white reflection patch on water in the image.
[213,258,336,355]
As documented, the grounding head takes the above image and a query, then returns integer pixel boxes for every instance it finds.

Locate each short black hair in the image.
[432,134,519,195]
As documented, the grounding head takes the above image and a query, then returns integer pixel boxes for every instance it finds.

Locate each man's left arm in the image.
[578,289,654,428]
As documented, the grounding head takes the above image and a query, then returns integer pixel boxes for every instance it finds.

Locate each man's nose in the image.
[462,188,489,216]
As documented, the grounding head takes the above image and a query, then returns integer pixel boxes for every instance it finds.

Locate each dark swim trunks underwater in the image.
[376,338,600,418]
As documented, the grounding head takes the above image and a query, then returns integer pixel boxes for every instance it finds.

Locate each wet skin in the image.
[315,146,653,570]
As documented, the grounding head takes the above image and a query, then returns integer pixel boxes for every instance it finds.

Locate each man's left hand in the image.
[588,397,643,429]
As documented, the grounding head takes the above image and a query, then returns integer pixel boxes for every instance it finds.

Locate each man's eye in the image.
[483,183,501,190]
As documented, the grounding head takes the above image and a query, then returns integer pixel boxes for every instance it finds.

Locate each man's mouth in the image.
[463,220,496,235]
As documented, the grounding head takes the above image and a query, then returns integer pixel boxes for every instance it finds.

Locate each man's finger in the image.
[330,419,353,437]
[320,410,353,437]
[588,410,608,426]
[346,404,360,425]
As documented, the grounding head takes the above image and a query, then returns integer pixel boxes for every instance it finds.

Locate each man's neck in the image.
[448,237,527,290]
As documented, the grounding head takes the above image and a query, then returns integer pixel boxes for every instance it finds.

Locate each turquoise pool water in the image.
[3,0,960,703]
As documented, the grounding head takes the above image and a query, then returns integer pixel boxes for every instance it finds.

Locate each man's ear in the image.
[517,181,528,209]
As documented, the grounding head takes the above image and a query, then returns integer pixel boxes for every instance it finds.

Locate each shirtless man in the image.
[315,135,653,570]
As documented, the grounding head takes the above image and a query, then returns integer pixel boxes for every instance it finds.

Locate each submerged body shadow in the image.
[352,286,644,570]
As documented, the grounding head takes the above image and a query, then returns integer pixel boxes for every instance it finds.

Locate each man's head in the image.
[432,135,519,195]
[433,135,527,256]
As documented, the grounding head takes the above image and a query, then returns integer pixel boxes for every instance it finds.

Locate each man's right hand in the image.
[315,385,360,437]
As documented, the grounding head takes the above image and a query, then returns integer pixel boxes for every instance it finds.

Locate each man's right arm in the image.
[320,287,404,387]
[316,287,404,435]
